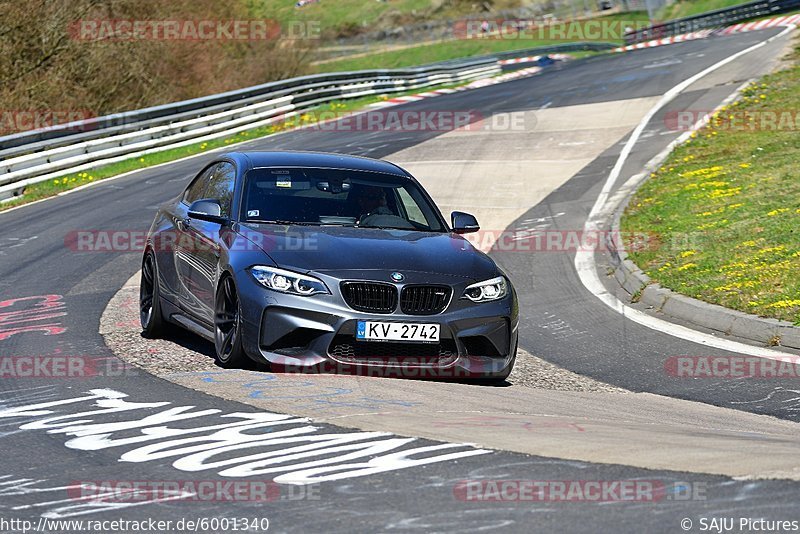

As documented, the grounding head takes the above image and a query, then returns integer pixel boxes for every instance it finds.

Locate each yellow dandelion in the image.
[766,299,800,309]
[767,208,789,217]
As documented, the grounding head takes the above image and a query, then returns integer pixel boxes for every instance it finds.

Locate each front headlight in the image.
[462,276,507,303]
[250,266,329,296]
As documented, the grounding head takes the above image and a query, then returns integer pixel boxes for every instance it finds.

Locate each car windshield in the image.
[241,167,446,232]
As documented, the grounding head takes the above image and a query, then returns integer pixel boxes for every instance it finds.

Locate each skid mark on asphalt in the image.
[731,387,800,414]
[0,474,190,519]
[0,236,38,255]
[0,294,68,342]
[176,370,423,413]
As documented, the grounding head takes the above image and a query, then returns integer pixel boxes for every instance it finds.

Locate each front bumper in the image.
[236,269,518,379]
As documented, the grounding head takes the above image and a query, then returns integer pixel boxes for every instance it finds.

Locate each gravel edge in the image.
[101,274,627,394]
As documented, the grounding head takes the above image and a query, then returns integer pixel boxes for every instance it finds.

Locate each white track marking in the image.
[574,25,798,360]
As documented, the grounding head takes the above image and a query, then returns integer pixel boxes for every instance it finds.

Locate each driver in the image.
[356,186,393,220]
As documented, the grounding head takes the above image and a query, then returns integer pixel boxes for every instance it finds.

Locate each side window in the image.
[183,164,218,205]
[204,162,236,217]
[396,187,427,226]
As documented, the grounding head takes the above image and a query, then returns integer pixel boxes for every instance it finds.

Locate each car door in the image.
[183,161,237,325]
[169,163,218,312]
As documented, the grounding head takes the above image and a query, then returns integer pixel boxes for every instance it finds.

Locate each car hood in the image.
[238,223,497,282]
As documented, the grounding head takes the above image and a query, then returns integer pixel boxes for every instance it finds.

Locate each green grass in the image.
[621,50,800,325]
[248,0,430,34]
[315,12,646,72]
[247,0,533,39]
[657,0,752,20]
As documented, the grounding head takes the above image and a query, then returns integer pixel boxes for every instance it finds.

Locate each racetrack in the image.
[2,28,800,532]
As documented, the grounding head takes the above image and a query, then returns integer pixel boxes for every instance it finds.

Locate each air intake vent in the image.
[341,282,397,313]
[328,335,458,367]
[400,285,451,315]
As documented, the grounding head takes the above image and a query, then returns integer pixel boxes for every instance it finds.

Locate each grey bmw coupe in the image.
[140,151,518,381]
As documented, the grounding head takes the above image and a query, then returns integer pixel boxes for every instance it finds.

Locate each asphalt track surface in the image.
[1,28,799,532]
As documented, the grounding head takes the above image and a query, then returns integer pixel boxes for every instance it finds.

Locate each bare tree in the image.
[0,0,314,129]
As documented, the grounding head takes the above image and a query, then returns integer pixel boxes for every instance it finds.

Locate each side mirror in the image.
[451,211,480,234]
[188,199,227,224]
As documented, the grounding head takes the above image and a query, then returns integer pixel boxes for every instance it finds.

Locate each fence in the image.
[625,0,800,42]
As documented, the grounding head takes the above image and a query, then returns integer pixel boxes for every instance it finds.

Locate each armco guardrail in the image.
[625,0,800,43]
[0,58,499,201]
[0,62,497,159]
[492,41,616,61]
[0,42,610,202]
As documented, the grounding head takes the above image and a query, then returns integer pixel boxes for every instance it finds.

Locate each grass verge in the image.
[657,0,753,21]
[621,43,800,325]
[315,12,645,72]
[252,0,532,39]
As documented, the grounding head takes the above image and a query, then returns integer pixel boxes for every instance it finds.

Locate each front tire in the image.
[140,252,165,338]
[214,275,248,368]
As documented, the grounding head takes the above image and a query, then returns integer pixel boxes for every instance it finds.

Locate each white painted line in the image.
[574,24,798,360]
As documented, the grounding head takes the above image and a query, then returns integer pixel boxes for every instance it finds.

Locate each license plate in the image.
[356,321,440,343]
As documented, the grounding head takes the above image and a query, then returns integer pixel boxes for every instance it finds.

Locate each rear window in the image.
[241,167,445,232]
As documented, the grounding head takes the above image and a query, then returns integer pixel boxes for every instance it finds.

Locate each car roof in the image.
[223,151,410,177]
